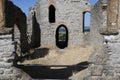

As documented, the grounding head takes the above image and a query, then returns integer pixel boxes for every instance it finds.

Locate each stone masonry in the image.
[27,0,91,49]
[0,0,4,29]
[0,0,32,80]
[0,35,31,80]
[86,0,120,80]
[1,0,120,80]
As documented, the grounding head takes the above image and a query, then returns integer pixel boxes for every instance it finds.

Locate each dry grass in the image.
[20,46,94,65]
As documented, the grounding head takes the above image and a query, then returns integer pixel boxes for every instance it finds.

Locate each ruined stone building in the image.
[27,0,91,49]
[1,0,120,80]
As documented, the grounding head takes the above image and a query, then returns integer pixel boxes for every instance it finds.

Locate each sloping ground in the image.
[20,46,94,65]
[18,46,94,79]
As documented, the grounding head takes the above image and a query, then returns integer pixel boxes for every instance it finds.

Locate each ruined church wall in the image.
[28,0,91,49]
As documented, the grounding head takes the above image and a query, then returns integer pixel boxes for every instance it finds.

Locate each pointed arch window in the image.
[56,25,68,49]
[49,5,55,23]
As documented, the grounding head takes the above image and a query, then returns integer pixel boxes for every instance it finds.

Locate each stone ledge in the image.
[0,34,12,39]
[4,69,13,74]
[0,45,14,53]
[0,39,12,46]
[0,63,13,68]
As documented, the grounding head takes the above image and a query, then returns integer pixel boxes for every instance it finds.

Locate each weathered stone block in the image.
[102,76,120,80]
[12,67,32,80]
[4,69,13,74]
[2,45,14,52]
[0,74,12,80]
[91,76,102,80]
[103,70,115,77]
[1,52,14,58]
[0,62,12,68]
[0,68,4,74]
[89,53,108,65]
[90,65,103,76]
[103,65,114,71]
[0,39,12,46]
[0,35,12,39]
[83,75,91,80]
[2,57,14,63]
[0,58,4,62]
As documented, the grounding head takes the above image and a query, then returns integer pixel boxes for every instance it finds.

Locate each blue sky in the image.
[89,0,99,5]
[11,0,99,15]
[11,0,98,27]
[11,0,38,15]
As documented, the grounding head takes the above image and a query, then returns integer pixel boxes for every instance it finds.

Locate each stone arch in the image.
[14,11,29,53]
[4,0,29,53]
[83,11,91,32]
[49,5,55,23]
[56,25,68,49]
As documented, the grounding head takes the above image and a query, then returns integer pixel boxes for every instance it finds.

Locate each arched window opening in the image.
[56,25,68,49]
[49,5,55,23]
[83,12,91,32]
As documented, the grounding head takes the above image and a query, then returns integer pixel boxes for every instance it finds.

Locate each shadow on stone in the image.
[17,48,49,62]
[16,61,89,79]
[30,12,41,49]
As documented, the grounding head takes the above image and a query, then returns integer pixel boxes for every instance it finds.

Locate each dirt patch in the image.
[20,46,94,65]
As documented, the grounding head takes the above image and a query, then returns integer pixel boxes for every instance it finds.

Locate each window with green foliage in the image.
[56,25,68,49]
[59,31,66,41]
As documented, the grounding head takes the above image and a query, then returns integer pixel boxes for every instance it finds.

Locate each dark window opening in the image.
[83,12,91,32]
[102,6,107,11]
[49,5,55,23]
[56,25,68,49]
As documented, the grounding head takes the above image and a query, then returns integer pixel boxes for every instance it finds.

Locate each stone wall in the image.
[0,34,31,80]
[86,0,108,79]
[4,0,29,53]
[2,0,120,79]
[87,0,120,80]
[102,34,120,79]
[118,0,120,29]
[100,0,119,35]
[90,0,105,53]
[88,30,120,79]
[0,1,31,79]
[28,0,91,49]
[107,0,119,34]
[0,0,5,29]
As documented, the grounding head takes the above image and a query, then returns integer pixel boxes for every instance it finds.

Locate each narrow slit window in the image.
[49,5,55,23]
[83,12,91,32]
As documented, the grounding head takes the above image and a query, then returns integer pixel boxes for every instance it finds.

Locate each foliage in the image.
[59,32,66,41]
